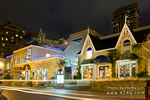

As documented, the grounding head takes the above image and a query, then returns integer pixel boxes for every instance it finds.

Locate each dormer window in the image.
[87,47,92,59]
[123,40,131,54]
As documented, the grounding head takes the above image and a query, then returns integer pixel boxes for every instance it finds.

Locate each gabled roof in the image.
[89,34,119,51]
[132,25,150,43]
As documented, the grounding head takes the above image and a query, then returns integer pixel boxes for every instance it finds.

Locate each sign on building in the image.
[27,49,31,58]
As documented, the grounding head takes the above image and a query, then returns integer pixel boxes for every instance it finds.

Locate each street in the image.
[3,90,70,100]
[0,86,147,100]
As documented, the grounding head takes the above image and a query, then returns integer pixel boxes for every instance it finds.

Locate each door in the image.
[99,66,109,78]
[99,67,104,78]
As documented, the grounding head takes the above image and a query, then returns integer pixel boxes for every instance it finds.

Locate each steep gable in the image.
[115,23,137,48]
[78,34,96,55]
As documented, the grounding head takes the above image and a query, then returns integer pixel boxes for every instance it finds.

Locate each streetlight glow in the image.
[0,62,4,69]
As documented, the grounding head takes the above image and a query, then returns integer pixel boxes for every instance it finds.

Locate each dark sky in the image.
[0,0,150,40]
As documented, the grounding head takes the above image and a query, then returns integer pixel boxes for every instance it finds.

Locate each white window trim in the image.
[86,46,92,59]
[121,38,132,54]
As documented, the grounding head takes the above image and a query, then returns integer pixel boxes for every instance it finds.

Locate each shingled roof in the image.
[89,34,119,51]
[132,25,150,43]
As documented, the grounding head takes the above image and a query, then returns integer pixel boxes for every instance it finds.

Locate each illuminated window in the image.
[22,31,25,33]
[2,53,4,55]
[2,44,5,46]
[5,38,8,41]
[123,40,131,54]
[6,63,9,69]
[6,31,8,34]
[12,37,13,38]
[16,34,18,37]
[23,56,26,63]
[65,60,71,67]
[72,61,78,65]
[16,58,20,64]
[20,36,22,38]
[87,47,92,59]
[1,37,3,40]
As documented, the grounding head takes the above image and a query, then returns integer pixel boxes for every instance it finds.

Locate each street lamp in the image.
[57,69,64,84]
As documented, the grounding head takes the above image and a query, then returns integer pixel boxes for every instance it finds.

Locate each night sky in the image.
[0,0,150,40]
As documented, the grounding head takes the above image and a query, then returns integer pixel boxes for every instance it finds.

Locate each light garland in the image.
[142,43,150,61]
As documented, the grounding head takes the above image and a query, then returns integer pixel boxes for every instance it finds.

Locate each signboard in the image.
[27,49,31,58]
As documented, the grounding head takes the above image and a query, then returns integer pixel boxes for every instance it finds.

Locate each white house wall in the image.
[32,46,64,60]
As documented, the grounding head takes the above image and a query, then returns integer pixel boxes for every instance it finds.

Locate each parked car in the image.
[0,90,8,100]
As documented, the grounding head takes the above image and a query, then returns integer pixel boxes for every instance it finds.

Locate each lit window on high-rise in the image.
[12,37,13,38]
[1,37,3,40]
[2,44,5,46]
[6,38,8,41]
[16,34,18,37]
[6,31,8,34]
[20,36,22,38]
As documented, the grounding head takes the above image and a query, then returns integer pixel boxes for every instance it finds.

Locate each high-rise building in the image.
[0,22,25,58]
[111,2,142,34]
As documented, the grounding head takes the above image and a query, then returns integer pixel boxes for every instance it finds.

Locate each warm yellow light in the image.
[64,42,68,44]
[0,62,4,69]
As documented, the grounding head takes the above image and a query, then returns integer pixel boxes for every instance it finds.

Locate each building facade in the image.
[78,22,150,79]
[5,28,102,80]
[111,2,142,34]
[6,45,65,80]
[0,22,25,58]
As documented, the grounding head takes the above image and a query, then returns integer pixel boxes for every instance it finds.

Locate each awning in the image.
[116,53,139,60]
[81,59,94,64]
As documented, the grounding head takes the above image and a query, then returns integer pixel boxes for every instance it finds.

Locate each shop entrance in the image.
[25,70,30,80]
[99,66,109,78]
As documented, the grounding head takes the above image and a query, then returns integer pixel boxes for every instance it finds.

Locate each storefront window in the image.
[83,65,96,79]
[32,70,39,79]
[120,61,130,77]
[40,69,48,79]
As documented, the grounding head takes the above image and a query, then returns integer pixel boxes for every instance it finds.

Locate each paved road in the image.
[0,86,147,100]
[3,90,71,100]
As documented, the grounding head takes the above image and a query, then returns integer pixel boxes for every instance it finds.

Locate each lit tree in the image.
[53,38,66,45]
[38,29,46,46]
[33,59,56,80]
[57,59,65,73]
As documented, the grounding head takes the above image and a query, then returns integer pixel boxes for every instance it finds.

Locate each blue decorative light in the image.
[27,40,34,44]
[6,55,13,58]
[70,41,79,44]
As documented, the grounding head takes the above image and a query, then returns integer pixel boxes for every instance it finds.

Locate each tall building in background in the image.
[111,2,142,34]
[0,22,25,58]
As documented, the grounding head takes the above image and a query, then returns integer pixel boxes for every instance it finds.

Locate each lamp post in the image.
[57,68,64,84]
[56,68,64,88]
